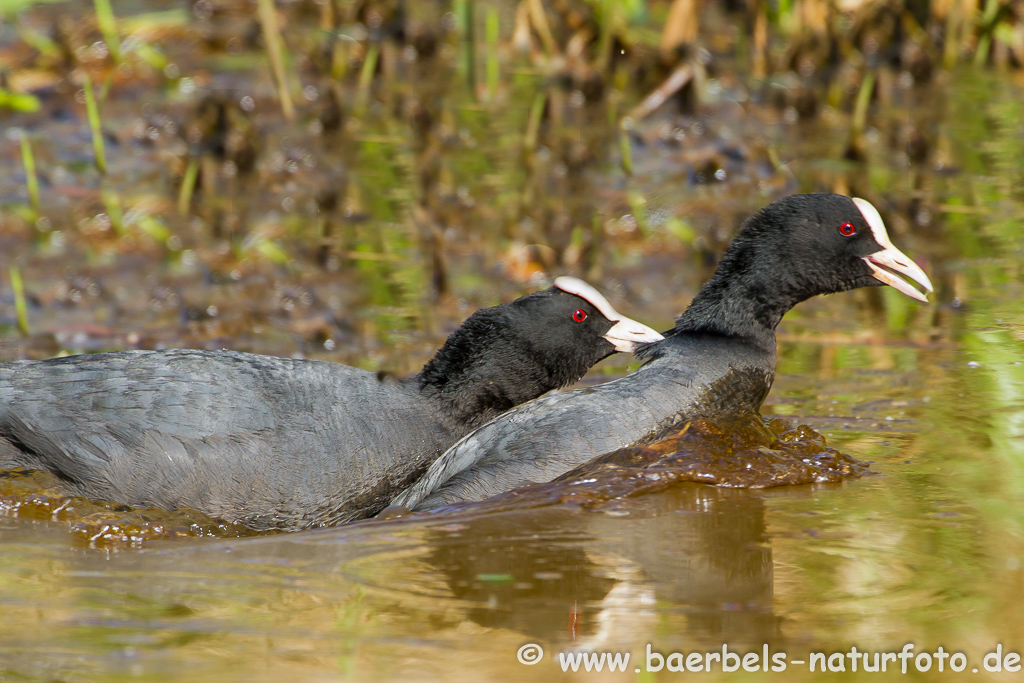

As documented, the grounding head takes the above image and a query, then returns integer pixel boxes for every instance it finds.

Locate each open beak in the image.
[602,316,665,352]
[853,198,934,302]
[553,276,665,352]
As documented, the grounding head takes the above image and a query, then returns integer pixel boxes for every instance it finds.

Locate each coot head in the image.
[737,193,931,298]
[419,277,662,427]
[518,276,664,355]
[671,193,933,347]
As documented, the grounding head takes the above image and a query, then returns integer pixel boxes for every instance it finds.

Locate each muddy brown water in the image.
[2,1,1024,680]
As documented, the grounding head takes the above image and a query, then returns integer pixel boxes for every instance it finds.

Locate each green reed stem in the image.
[20,137,40,214]
[101,187,126,236]
[595,0,614,72]
[524,91,546,152]
[852,69,875,136]
[93,0,122,63]
[83,75,107,174]
[974,0,1000,67]
[9,267,30,336]
[459,0,476,97]
[627,190,650,236]
[178,158,199,217]
[17,25,59,58]
[618,127,634,176]
[354,41,379,116]
[485,7,500,101]
[943,0,962,69]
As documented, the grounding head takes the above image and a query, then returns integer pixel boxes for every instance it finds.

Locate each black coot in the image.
[0,277,662,529]
[393,194,934,511]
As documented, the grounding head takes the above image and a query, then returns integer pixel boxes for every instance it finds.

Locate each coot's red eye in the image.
[572,309,587,323]
[839,222,856,236]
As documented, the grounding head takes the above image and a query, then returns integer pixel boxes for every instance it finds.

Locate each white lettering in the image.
[645,644,663,673]
[722,645,740,672]
[985,644,1003,672]
[558,651,630,673]
[898,643,915,674]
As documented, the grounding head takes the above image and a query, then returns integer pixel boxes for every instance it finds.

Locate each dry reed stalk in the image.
[257,0,295,121]
[625,64,694,123]
[753,2,768,78]
[527,0,558,56]
[661,0,699,53]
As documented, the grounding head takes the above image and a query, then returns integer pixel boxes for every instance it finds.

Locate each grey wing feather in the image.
[392,361,701,510]
[0,349,447,526]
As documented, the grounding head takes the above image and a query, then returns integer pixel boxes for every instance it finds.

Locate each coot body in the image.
[0,278,661,529]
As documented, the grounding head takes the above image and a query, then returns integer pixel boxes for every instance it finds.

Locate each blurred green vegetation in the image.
[0,0,1021,361]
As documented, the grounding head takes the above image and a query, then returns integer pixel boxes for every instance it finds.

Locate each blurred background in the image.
[5,0,1019,370]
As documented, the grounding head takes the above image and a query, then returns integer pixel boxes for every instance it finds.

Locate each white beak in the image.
[554,276,665,352]
[602,316,666,352]
[853,198,934,302]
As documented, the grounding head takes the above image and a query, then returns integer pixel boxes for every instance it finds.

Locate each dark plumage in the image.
[393,194,933,511]
[0,278,662,529]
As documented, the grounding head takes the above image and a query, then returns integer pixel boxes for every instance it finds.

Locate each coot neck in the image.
[415,319,548,430]
[672,240,806,351]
